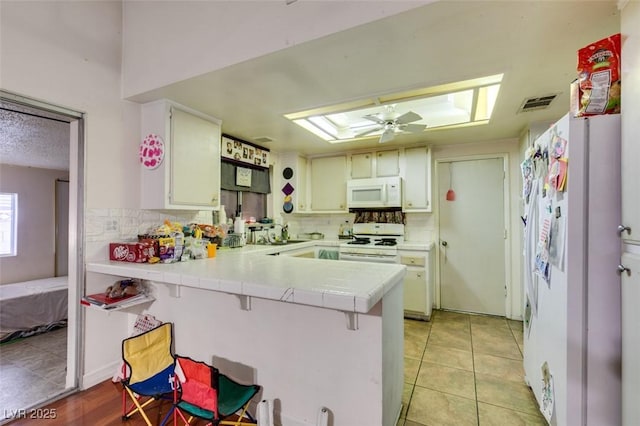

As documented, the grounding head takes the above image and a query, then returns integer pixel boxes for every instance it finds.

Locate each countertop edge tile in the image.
[85,242,403,314]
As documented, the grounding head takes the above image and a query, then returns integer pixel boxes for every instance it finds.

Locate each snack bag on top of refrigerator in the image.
[576,33,621,116]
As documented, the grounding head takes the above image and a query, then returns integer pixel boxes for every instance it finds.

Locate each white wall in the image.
[0,165,69,284]
[0,0,139,390]
[1,0,140,210]
[432,138,524,319]
[121,1,430,98]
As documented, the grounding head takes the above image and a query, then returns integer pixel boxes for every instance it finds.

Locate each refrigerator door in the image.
[522,114,621,426]
[582,115,621,426]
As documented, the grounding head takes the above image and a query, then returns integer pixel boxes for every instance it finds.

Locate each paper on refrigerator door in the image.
[535,201,553,285]
[541,361,555,423]
[523,178,540,317]
[549,212,566,271]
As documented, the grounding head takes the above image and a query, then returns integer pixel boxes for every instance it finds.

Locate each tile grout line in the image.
[468,315,481,426]
[507,320,525,359]
[407,319,432,425]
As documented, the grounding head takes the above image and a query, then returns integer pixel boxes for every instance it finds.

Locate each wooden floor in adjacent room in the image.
[3,380,213,426]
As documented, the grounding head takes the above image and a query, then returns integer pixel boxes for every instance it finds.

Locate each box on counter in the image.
[109,240,157,263]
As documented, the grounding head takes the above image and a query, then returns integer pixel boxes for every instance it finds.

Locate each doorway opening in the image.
[0,91,84,419]
[436,156,509,316]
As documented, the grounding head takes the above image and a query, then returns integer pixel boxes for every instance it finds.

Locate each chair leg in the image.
[123,387,153,426]
[220,403,257,425]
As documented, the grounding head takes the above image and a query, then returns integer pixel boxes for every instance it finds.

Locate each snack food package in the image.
[576,33,621,116]
[109,241,155,263]
[158,237,176,263]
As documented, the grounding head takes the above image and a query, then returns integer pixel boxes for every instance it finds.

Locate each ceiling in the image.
[0,1,621,170]
[130,0,621,155]
[0,101,70,171]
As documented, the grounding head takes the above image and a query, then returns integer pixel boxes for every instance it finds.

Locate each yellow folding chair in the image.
[121,322,176,425]
[166,355,260,426]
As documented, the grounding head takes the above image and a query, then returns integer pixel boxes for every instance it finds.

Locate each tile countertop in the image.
[85,241,405,314]
[397,241,435,251]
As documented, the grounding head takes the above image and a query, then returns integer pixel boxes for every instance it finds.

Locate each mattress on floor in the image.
[0,276,68,337]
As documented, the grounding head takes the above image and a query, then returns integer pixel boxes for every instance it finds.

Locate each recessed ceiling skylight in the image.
[285,74,503,143]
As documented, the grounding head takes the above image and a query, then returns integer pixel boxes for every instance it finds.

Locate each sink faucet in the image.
[267,224,289,243]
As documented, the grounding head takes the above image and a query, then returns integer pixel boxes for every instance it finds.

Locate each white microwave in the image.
[347,176,403,209]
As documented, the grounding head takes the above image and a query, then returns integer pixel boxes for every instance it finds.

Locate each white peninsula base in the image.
[84,248,404,425]
[154,280,404,426]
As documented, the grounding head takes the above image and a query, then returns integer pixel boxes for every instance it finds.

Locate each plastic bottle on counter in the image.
[234,217,245,234]
[219,205,227,226]
[342,220,351,237]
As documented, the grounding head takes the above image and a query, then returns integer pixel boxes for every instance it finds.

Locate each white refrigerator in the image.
[522,113,621,426]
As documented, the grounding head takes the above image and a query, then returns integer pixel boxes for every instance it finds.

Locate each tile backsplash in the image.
[279,212,434,243]
[85,208,212,261]
[85,209,435,262]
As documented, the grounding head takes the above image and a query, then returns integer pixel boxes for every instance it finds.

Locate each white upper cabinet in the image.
[621,3,640,245]
[350,152,373,179]
[402,146,432,212]
[350,149,399,178]
[376,150,400,177]
[140,100,221,210]
[310,155,347,211]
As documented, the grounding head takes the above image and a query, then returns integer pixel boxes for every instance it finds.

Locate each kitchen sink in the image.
[267,239,308,245]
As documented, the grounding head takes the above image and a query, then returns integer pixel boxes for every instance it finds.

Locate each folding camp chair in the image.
[121,322,176,425]
[167,355,260,426]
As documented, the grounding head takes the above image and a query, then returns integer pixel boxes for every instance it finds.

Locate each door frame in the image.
[0,90,85,394]
[434,153,512,318]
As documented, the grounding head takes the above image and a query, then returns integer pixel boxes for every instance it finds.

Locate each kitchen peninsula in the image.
[86,242,405,426]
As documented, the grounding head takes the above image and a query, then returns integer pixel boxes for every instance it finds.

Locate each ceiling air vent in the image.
[518,94,558,113]
[253,136,274,144]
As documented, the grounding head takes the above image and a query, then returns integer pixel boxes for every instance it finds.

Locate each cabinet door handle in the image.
[617,264,631,276]
[617,225,631,236]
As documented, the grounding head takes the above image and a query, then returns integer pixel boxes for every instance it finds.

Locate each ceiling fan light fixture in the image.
[285,74,503,144]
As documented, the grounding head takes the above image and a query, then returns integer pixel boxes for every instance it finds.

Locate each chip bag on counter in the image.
[576,33,621,116]
[158,237,176,263]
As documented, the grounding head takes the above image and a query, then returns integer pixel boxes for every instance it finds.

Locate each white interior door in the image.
[438,158,506,316]
[55,179,69,276]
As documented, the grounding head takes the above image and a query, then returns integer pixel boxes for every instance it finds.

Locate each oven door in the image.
[339,252,398,264]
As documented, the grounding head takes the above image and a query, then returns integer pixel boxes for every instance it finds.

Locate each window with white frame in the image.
[0,193,17,256]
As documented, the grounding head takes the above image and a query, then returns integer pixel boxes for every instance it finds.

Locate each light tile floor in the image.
[399,310,546,426]
[0,328,67,420]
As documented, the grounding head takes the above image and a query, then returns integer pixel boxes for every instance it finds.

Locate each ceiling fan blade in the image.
[400,123,427,133]
[355,126,382,138]
[379,128,396,143]
[362,114,386,125]
[394,111,422,125]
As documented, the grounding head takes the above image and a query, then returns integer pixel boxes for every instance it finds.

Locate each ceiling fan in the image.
[355,106,427,143]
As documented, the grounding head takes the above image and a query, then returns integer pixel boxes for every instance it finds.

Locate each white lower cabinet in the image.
[399,248,434,320]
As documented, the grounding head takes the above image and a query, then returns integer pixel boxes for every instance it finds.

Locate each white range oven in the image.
[339,222,433,321]
[338,223,404,264]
